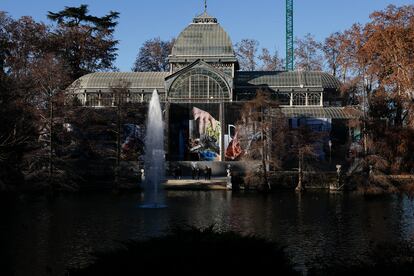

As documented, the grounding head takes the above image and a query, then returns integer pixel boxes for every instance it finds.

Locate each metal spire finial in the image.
[193,0,217,23]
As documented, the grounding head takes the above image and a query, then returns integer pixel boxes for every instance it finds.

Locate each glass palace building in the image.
[69,11,358,164]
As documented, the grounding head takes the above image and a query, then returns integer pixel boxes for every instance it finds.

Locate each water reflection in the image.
[1,192,414,275]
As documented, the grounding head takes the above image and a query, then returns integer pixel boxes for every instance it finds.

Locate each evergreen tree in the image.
[48,5,120,79]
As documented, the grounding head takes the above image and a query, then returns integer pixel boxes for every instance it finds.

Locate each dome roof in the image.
[170,12,236,59]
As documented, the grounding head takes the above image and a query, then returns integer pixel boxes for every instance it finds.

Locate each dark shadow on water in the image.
[68,226,414,276]
[68,226,299,276]
[3,191,414,275]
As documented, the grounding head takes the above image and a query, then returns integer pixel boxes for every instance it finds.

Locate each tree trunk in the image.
[261,147,270,191]
[296,150,304,192]
[394,101,403,127]
[115,103,121,190]
[49,96,54,186]
[261,108,270,191]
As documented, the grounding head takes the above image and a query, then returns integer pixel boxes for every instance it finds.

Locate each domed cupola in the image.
[168,9,238,76]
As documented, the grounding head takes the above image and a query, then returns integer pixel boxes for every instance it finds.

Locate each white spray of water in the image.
[141,89,166,208]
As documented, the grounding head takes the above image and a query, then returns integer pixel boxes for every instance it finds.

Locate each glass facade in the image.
[101,93,113,106]
[308,92,322,106]
[169,68,230,101]
[130,93,143,103]
[276,92,291,105]
[293,93,307,106]
[86,93,99,107]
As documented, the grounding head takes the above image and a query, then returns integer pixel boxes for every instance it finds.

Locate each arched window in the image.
[292,93,307,106]
[169,68,230,101]
[308,92,321,106]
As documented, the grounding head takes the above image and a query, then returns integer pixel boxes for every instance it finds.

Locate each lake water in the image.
[2,191,414,275]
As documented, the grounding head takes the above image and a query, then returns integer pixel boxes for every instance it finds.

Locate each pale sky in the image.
[2,0,412,71]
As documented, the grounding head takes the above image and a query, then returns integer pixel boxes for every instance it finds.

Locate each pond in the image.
[1,191,414,275]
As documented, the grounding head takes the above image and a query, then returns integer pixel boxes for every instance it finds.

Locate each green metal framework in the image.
[169,68,230,101]
[273,107,362,119]
[286,0,294,71]
[235,71,341,89]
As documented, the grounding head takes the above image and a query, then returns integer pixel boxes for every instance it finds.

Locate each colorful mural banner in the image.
[190,107,221,161]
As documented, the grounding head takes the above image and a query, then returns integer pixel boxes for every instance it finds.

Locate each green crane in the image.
[286,0,294,71]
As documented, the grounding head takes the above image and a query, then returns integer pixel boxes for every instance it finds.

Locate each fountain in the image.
[140,89,167,208]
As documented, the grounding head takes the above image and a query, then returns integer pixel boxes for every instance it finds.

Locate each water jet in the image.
[140,89,167,209]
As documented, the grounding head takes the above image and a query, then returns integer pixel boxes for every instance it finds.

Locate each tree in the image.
[322,32,342,77]
[0,72,35,190]
[235,39,259,71]
[317,5,414,182]
[28,54,70,188]
[288,125,321,192]
[48,5,119,79]
[258,48,285,71]
[362,5,414,126]
[295,33,323,71]
[238,91,287,191]
[2,15,50,81]
[0,11,11,75]
[132,37,174,72]
[330,24,372,156]
[110,80,130,189]
[0,11,107,191]
[0,14,51,189]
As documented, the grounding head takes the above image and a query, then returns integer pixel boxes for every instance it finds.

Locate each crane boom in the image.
[286,0,294,71]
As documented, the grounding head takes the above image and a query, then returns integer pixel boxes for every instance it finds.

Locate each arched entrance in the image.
[168,67,230,102]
